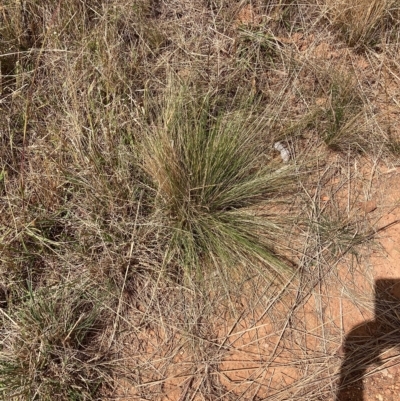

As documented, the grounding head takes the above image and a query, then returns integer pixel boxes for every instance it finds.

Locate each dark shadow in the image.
[336,279,400,401]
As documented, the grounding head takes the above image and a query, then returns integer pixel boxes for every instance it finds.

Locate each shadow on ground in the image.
[336,279,400,401]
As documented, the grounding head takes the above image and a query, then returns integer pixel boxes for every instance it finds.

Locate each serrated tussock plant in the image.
[0,281,112,400]
[142,86,300,280]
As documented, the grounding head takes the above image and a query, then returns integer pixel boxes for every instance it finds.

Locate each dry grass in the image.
[1,0,400,400]
[326,0,400,50]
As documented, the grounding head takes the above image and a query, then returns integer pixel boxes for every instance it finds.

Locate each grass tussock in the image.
[0,280,114,400]
[327,0,400,49]
[317,70,366,151]
[143,86,299,278]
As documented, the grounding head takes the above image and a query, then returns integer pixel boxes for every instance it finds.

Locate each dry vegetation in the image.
[1,0,400,400]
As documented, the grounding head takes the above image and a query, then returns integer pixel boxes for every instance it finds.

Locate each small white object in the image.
[274,141,290,162]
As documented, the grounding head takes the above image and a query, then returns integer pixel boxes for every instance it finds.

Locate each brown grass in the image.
[326,0,400,49]
[1,0,400,400]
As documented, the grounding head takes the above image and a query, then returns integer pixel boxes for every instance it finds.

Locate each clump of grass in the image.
[142,86,299,280]
[0,280,114,400]
[327,0,400,50]
[296,67,368,153]
[321,74,364,150]
[235,27,282,67]
[278,67,367,154]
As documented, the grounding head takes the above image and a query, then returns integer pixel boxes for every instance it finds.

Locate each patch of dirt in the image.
[235,4,262,27]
